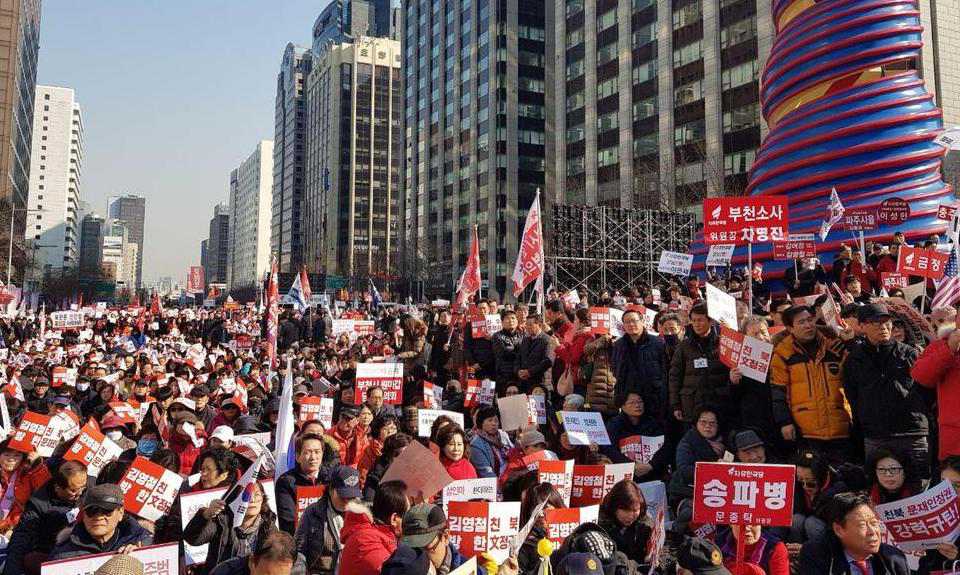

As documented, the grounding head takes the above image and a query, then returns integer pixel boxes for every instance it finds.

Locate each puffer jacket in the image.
[184,506,278,575]
[492,328,524,388]
[668,326,731,424]
[843,339,927,439]
[914,338,960,459]
[49,514,153,560]
[3,480,82,575]
[339,501,399,575]
[770,332,851,441]
[293,495,343,574]
[584,336,617,414]
[611,330,667,410]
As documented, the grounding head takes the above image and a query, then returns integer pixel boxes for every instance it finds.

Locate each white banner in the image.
[705,283,739,330]
[876,480,960,552]
[560,411,611,445]
[50,311,84,329]
[442,477,498,514]
[706,244,735,267]
[418,409,465,437]
[657,251,694,277]
[41,542,179,575]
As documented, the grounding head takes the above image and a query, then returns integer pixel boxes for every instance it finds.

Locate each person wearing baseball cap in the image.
[382,503,519,575]
[48,484,152,560]
[297,466,361,572]
[677,537,732,575]
[326,404,369,468]
[558,552,605,575]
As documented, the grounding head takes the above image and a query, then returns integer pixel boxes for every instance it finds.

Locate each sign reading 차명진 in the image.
[702,197,788,245]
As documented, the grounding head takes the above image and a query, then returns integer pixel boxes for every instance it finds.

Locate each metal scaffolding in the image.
[550,204,696,297]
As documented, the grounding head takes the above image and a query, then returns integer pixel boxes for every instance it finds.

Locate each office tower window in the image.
[675,119,705,146]
[722,60,759,90]
[722,102,760,132]
[675,79,703,106]
[724,150,757,175]
[597,8,617,33]
[673,40,702,67]
[673,2,701,29]
[634,132,658,157]
[597,41,618,66]
[632,60,657,85]
[597,110,619,133]
[566,0,584,16]
[597,76,618,99]
[566,124,585,143]
[721,16,757,48]
[632,22,655,47]
[566,57,585,79]
[633,97,657,121]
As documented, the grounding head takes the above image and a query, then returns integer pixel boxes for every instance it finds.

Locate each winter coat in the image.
[518,524,548,575]
[669,428,724,500]
[294,495,344,574]
[770,331,851,441]
[3,480,83,575]
[584,336,617,414]
[611,330,667,410]
[602,413,668,478]
[49,514,153,560]
[442,456,478,480]
[209,555,308,575]
[338,501,398,575]
[717,528,790,575]
[598,509,654,565]
[799,532,909,574]
[363,458,388,502]
[668,327,732,423]
[184,505,278,575]
[912,338,960,459]
[357,438,383,486]
[555,330,594,389]
[731,369,779,450]
[464,322,496,377]
[841,260,879,294]
[518,332,553,389]
[492,329,524,389]
[326,425,367,469]
[469,430,512,479]
[169,430,206,475]
[843,339,927,439]
[279,319,301,352]
[381,542,484,575]
[276,458,340,535]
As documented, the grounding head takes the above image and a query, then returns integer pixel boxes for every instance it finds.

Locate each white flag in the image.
[273,359,296,480]
[229,453,265,528]
[819,187,845,241]
[935,126,960,151]
[283,272,308,313]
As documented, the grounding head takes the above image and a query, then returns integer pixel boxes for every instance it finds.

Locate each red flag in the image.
[266,258,280,371]
[455,226,482,309]
[150,292,163,316]
[512,191,544,297]
[300,266,312,302]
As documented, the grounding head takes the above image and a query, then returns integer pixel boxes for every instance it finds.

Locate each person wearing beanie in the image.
[469,406,512,478]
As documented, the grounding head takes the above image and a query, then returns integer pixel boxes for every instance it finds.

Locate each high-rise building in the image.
[271,44,312,274]
[204,203,230,286]
[304,37,402,279]
[107,194,145,289]
[199,239,208,285]
[545,0,771,212]
[400,0,547,298]
[228,140,274,292]
[78,212,103,279]
[918,0,960,128]
[101,218,128,287]
[26,86,83,275]
[0,0,41,283]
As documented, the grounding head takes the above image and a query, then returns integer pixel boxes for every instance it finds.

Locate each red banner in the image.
[355,363,404,405]
[692,462,795,526]
[589,307,611,336]
[718,326,744,369]
[570,463,634,507]
[296,485,326,527]
[538,459,574,506]
[879,197,911,225]
[773,239,816,259]
[938,204,958,221]
[545,506,599,546]
[64,419,122,476]
[842,208,878,231]
[447,501,521,563]
[880,272,910,291]
[702,197,788,245]
[187,266,205,292]
[9,412,57,456]
[897,246,949,280]
[119,456,184,522]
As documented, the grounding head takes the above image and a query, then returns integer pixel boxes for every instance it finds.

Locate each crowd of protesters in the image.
[0,231,955,575]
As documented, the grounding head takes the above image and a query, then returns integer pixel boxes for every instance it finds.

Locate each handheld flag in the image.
[932,245,960,310]
[454,225,482,309]
[512,190,545,297]
[273,358,296,480]
[284,268,309,312]
[229,452,265,528]
[819,188,845,241]
[369,278,383,308]
[266,257,280,371]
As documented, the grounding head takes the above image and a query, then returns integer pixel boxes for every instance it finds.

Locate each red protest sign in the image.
[693,462,795,526]
[544,506,600,546]
[702,197,788,245]
[296,485,326,527]
[897,246,949,280]
[880,272,910,290]
[773,239,816,259]
[355,363,404,404]
[589,307,611,335]
[447,501,521,563]
[538,459,574,506]
[938,204,958,221]
[618,435,665,464]
[842,208,878,231]
[718,326,744,369]
[9,411,57,456]
[119,456,184,522]
[298,396,323,423]
[875,480,960,552]
[879,197,911,225]
[64,419,122,476]
[570,463,634,507]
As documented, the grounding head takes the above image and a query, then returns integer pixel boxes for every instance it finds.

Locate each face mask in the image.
[76,382,89,392]
[106,430,123,442]
[137,438,158,456]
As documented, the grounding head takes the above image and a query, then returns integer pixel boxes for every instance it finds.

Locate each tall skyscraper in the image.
[228,140,274,292]
[271,44,312,274]
[205,203,230,286]
[304,37,402,279]
[101,218,131,288]
[78,212,103,279]
[26,86,83,276]
[107,194,145,289]
[0,0,41,283]
[401,0,547,298]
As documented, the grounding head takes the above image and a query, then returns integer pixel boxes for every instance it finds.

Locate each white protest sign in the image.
[706,244,736,267]
[705,283,739,330]
[935,126,960,151]
[737,334,774,382]
[355,362,404,404]
[876,479,960,552]
[528,394,546,425]
[657,250,694,277]
[498,394,534,431]
[618,435,665,464]
[180,480,278,566]
[41,542,179,575]
[638,481,668,568]
[418,409,465,437]
[560,411,611,445]
[442,477,498,514]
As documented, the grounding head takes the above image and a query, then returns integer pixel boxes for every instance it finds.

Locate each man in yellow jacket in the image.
[770,305,852,464]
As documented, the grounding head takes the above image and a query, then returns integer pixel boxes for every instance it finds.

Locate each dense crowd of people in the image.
[0,233,956,575]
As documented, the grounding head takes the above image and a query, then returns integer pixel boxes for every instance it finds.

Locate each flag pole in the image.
[536,189,544,315]
[475,224,482,301]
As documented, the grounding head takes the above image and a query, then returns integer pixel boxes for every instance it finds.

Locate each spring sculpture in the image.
[692,0,952,284]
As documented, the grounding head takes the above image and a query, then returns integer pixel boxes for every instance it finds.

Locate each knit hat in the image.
[94,555,144,575]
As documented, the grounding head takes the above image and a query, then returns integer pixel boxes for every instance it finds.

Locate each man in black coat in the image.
[275,433,341,534]
[491,309,523,393]
[517,314,552,392]
[48,483,152,560]
[278,312,302,352]
[842,303,929,490]
[799,491,909,574]
[4,460,88,575]
[611,309,667,416]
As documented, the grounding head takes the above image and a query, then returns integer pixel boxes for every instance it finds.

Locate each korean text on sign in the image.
[692,462,796,526]
[618,435,664,464]
[119,456,184,522]
[702,197,789,245]
[898,246,950,280]
[560,411,611,446]
[355,362,404,405]
[538,459,574,506]
[447,501,521,564]
[876,480,960,552]
[570,463,634,507]
[544,506,600,546]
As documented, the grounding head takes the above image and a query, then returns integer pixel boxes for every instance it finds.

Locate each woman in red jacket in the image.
[437,425,478,480]
[912,332,960,459]
[553,307,595,396]
[718,524,790,575]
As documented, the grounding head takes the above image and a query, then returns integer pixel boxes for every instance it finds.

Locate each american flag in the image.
[932,245,960,309]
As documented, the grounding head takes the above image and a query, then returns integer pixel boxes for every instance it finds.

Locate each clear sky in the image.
[37,1,328,286]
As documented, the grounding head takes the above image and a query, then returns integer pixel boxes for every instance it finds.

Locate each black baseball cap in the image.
[558,552,604,575]
[330,465,362,499]
[857,303,892,323]
[677,537,731,574]
[82,483,124,512]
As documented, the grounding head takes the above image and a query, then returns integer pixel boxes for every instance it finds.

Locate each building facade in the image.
[304,37,402,280]
[228,140,274,291]
[205,203,229,286]
[78,212,103,279]
[401,0,547,298]
[107,194,145,289]
[0,0,41,282]
[26,85,83,275]
[101,219,128,287]
[271,44,312,274]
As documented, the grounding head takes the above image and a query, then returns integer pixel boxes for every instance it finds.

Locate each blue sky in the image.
[37,1,328,285]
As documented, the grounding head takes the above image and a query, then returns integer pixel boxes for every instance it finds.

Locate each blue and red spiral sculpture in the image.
[691,0,952,283]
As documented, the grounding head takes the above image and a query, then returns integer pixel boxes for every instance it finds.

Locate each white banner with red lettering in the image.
[618,435,665,464]
[180,480,278,566]
[876,480,960,552]
[545,505,600,546]
[442,477,498,514]
[448,501,521,564]
[570,463,635,507]
[355,362,404,404]
[41,542,179,575]
[119,456,184,522]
